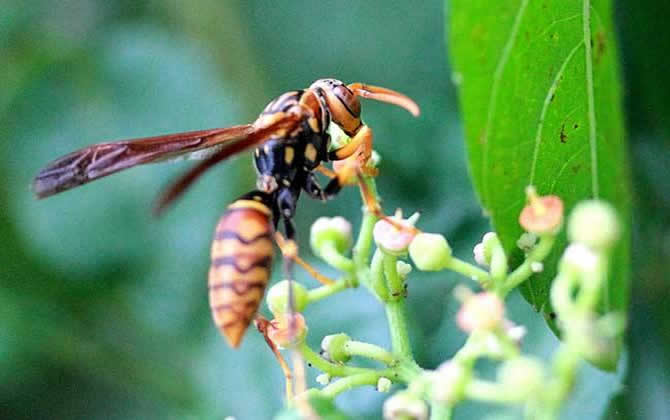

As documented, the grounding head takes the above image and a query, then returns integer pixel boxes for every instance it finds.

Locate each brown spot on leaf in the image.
[560,124,568,143]
[571,164,581,174]
[595,31,606,64]
[573,123,579,129]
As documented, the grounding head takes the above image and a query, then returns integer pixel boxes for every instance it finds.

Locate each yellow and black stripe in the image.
[209,195,275,348]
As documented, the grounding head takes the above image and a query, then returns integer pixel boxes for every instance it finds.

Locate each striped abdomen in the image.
[209,199,274,347]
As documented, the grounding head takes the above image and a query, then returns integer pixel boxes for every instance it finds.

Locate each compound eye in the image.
[333,85,361,118]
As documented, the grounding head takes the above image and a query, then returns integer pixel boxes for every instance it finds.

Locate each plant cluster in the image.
[262,170,623,420]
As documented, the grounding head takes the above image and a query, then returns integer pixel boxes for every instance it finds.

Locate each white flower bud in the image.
[431,361,466,403]
[377,377,392,393]
[316,373,331,385]
[396,260,413,278]
[310,216,352,256]
[473,243,488,267]
[383,391,428,420]
[498,357,545,400]
[457,292,505,332]
[409,233,452,271]
[561,243,599,275]
[568,200,620,250]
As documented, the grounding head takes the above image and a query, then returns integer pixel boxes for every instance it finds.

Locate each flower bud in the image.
[316,373,331,385]
[565,317,614,371]
[516,232,538,252]
[503,320,527,345]
[431,360,466,403]
[320,333,351,363]
[409,233,452,271]
[519,186,564,234]
[377,377,392,393]
[568,200,620,250]
[560,243,599,275]
[497,357,544,400]
[373,210,419,257]
[266,280,309,317]
[396,261,413,278]
[310,216,352,256]
[473,243,487,267]
[457,292,505,332]
[383,391,428,420]
[267,313,307,349]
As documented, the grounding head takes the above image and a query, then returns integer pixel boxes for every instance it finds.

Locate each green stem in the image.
[319,241,355,272]
[306,277,351,304]
[385,301,413,359]
[465,379,521,403]
[298,342,373,377]
[383,253,404,298]
[489,244,508,290]
[543,346,580,416]
[344,340,397,366]
[319,372,382,398]
[354,210,377,268]
[430,400,452,420]
[369,248,390,301]
[445,257,491,286]
[381,253,413,359]
[503,234,556,294]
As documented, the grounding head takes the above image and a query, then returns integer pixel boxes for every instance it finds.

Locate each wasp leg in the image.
[275,232,334,285]
[354,166,420,235]
[327,125,377,177]
[315,164,337,179]
[303,172,327,201]
[255,316,293,400]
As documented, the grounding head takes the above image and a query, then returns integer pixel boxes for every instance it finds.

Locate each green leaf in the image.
[448,0,631,341]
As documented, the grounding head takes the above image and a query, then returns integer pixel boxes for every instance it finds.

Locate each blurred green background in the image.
[1,1,667,419]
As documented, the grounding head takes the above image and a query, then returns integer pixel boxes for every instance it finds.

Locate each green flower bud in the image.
[497,357,545,400]
[383,391,428,420]
[320,333,351,363]
[409,233,452,271]
[266,280,309,316]
[516,232,538,252]
[568,200,620,250]
[310,216,352,257]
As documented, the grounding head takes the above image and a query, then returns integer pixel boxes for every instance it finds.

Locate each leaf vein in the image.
[529,41,584,186]
[481,0,529,208]
[583,0,599,197]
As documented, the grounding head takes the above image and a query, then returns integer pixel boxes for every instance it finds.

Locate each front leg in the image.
[303,172,327,201]
[327,125,376,177]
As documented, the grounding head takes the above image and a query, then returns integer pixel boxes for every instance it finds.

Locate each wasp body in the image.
[209,191,276,347]
[33,78,419,347]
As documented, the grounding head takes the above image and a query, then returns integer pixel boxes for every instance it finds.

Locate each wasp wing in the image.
[154,113,301,215]
[32,125,253,199]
